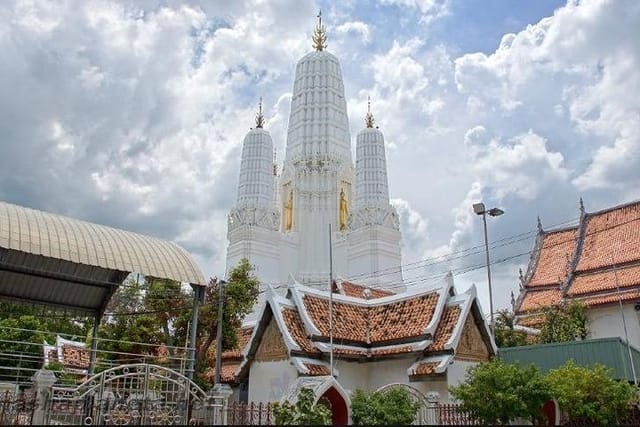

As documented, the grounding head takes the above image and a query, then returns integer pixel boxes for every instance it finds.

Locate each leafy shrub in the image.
[273,387,331,425]
[351,387,419,425]
[546,360,639,425]
[450,358,551,425]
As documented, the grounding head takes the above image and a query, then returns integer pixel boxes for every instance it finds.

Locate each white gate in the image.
[46,364,222,425]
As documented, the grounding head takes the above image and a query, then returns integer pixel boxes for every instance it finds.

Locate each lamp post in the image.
[214,279,227,385]
[472,202,504,333]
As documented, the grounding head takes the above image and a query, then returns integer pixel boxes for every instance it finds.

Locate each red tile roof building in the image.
[515,199,640,332]
[211,275,496,403]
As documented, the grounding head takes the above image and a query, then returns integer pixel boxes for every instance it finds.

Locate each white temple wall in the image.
[279,233,299,283]
[587,303,640,348]
[332,234,350,282]
[335,358,458,402]
[409,380,451,402]
[226,228,281,283]
[333,360,370,394]
[247,360,298,403]
[348,226,403,288]
[446,359,475,398]
[364,358,413,391]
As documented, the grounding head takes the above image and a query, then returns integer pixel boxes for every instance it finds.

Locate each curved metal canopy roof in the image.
[0,201,206,314]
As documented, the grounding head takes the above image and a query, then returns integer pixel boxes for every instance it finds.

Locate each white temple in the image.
[226,16,402,290]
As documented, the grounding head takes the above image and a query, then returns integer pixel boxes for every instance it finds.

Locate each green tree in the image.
[450,358,551,425]
[539,301,588,343]
[144,278,191,353]
[195,258,260,375]
[351,387,419,425]
[494,309,528,348]
[273,387,331,425]
[545,360,639,425]
[98,276,191,366]
[0,303,89,383]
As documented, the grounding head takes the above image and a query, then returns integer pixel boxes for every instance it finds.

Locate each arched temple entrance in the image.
[283,376,351,426]
[319,386,348,426]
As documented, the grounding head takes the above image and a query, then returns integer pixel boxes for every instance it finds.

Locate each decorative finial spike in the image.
[255,97,265,128]
[579,197,585,215]
[510,291,516,310]
[312,10,327,51]
[537,215,542,232]
[365,96,375,128]
[519,267,524,282]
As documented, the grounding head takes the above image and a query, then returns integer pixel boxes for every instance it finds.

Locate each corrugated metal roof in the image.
[0,200,206,314]
[499,338,640,382]
[0,201,204,285]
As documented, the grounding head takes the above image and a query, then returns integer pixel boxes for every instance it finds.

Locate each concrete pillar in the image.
[31,369,56,425]
[206,383,233,425]
[425,391,440,425]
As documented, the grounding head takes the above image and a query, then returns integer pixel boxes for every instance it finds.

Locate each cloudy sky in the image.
[1,0,639,314]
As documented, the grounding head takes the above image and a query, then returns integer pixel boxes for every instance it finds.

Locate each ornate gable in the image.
[455,313,490,362]
[255,317,288,362]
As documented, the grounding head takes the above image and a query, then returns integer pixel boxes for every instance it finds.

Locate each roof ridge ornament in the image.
[579,196,585,216]
[312,10,327,51]
[255,97,265,128]
[365,96,375,128]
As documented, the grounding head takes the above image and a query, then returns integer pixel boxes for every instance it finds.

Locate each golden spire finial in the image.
[365,96,375,128]
[255,97,265,128]
[312,10,327,51]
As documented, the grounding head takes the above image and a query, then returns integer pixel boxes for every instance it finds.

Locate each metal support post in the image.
[214,280,226,384]
[188,283,204,381]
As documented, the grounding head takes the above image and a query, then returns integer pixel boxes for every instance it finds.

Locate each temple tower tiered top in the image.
[226,15,403,289]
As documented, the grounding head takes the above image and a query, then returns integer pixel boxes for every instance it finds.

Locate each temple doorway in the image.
[319,386,348,426]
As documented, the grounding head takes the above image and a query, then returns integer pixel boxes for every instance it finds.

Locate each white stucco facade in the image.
[587,303,640,348]
[247,360,299,403]
[244,356,472,405]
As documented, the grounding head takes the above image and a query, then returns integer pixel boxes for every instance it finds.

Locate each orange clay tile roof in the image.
[413,362,440,376]
[518,289,562,313]
[427,305,462,352]
[370,345,414,356]
[223,326,254,359]
[339,281,394,299]
[61,345,89,369]
[576,203,640,272]
[302,292,440,344]
[207,326,255,363]
[369,294,440,342]
[203,363,240,383]
[576,288,640,308]
[567,264,640,296]
[303,295,368,342]
[303,363,331,376]
[517,314,545,328]
[281,308,320,354]
[528,228,577,287]
[332,347,368,357]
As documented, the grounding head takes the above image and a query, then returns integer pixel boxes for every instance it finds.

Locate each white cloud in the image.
[377,0,450,21]
[470,131,570,201]
[391,198,430,262]
[335,21,371,43]
[1,0,638,311]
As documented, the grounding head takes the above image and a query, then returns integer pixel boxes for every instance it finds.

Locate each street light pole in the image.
[473,202,504,334]
[480,211,494,333]
[214,279,227,385]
